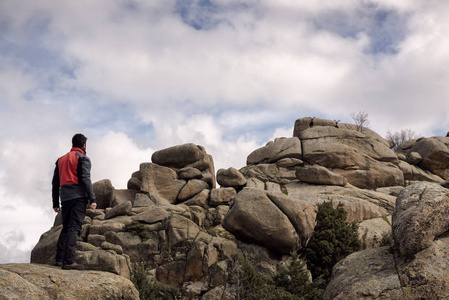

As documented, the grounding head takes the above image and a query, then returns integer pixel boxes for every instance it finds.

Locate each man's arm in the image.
[52,161,60,212]
[78,155,96,206]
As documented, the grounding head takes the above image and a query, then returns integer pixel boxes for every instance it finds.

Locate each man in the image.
[52,133,96,270]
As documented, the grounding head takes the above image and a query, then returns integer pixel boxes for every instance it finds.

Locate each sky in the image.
[1,0,449,263]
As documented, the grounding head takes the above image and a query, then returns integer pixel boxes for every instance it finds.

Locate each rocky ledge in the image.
[0,263,139,299]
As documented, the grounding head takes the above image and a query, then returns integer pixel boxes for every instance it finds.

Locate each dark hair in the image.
[72,133,87,148]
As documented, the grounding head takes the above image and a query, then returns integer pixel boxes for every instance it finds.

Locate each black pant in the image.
[55,197,87,264]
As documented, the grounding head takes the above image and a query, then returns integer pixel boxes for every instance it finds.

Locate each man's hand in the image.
[53,207,60,213]
[88,202,97,210]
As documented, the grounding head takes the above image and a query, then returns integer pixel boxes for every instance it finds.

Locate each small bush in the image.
[386,129,419,150]
[273,250,324,300]
[230,253,324,300]
[232,256,296,300]
[351,111,370,133]
[131,262,180,300]
[304,202,361,282]
[125,222,151,241]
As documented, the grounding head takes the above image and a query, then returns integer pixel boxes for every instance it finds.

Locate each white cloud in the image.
[89,131,154,189]
[0,200,53,263]
[269,126,295,141]
[0,241,33,264]
[146,112,259,171]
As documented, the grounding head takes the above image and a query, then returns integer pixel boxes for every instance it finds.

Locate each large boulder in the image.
[30,226,61,265]
[410,137,449,179]
[323,247,403,299]
[293,117,390,148]
[177,179,209,202]
[140,163,186,204]
[398,160,445,183]
[183,189,210,207]
[395,236,449,299]
[151,143,206,168]
[76,249,131,278]
[298,126,403,189]
[216,167,247,187]
[0,263,139,300]
[177,167,203,180]
[92,179,115,209]
[151,143,216,189]
[326,239,449,299]
[266,192,317,248]
[222,188,299,254]
[166,214,202,248]
[407,151,422,165]
[246,137,302,165]
[127,170,142,191]
[392,182,449,257]
[105,200,132,219]
[283,182,394,223]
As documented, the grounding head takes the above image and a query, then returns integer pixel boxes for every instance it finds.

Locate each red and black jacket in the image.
[52,147,96,208]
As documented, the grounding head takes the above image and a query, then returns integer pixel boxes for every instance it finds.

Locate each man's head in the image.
[72,133,88,149]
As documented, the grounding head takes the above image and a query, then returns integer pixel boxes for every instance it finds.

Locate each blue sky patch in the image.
[173,0,248,30]
[312,5,408,55]
[175,0,223,30]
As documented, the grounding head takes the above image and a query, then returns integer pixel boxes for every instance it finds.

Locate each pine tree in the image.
[274,250,324,299]
[304,201,361,282]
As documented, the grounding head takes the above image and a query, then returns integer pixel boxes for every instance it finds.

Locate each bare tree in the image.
[351,111,370,133]
[386,129,419,150]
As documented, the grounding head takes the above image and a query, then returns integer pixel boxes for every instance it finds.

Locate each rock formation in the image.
[22,117,449,299]
[0,263,139,299]
[324,182,449,299]
[396,136,449,181]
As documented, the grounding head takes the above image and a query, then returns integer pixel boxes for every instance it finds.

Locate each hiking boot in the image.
[62,262,84,270]
[55,261,63,267]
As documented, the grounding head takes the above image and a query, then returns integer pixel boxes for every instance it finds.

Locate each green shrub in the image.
[304,201,361,282]
[131,262,180,300]
[233,256,296,300]
[273,251,324,300]
[125,222,151,241]
[230,253,324,300]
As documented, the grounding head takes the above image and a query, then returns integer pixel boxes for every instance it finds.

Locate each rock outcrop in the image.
[246,137,302,165]
[242,117,407,190]
[393,182,449,257]
[25,117,449,299]
[324,182,449,299]
[396,136,449,181]
[297,125,403,189]
[0,263,139,300]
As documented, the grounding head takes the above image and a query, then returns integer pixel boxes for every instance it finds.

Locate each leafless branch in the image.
[351,111,370,133]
